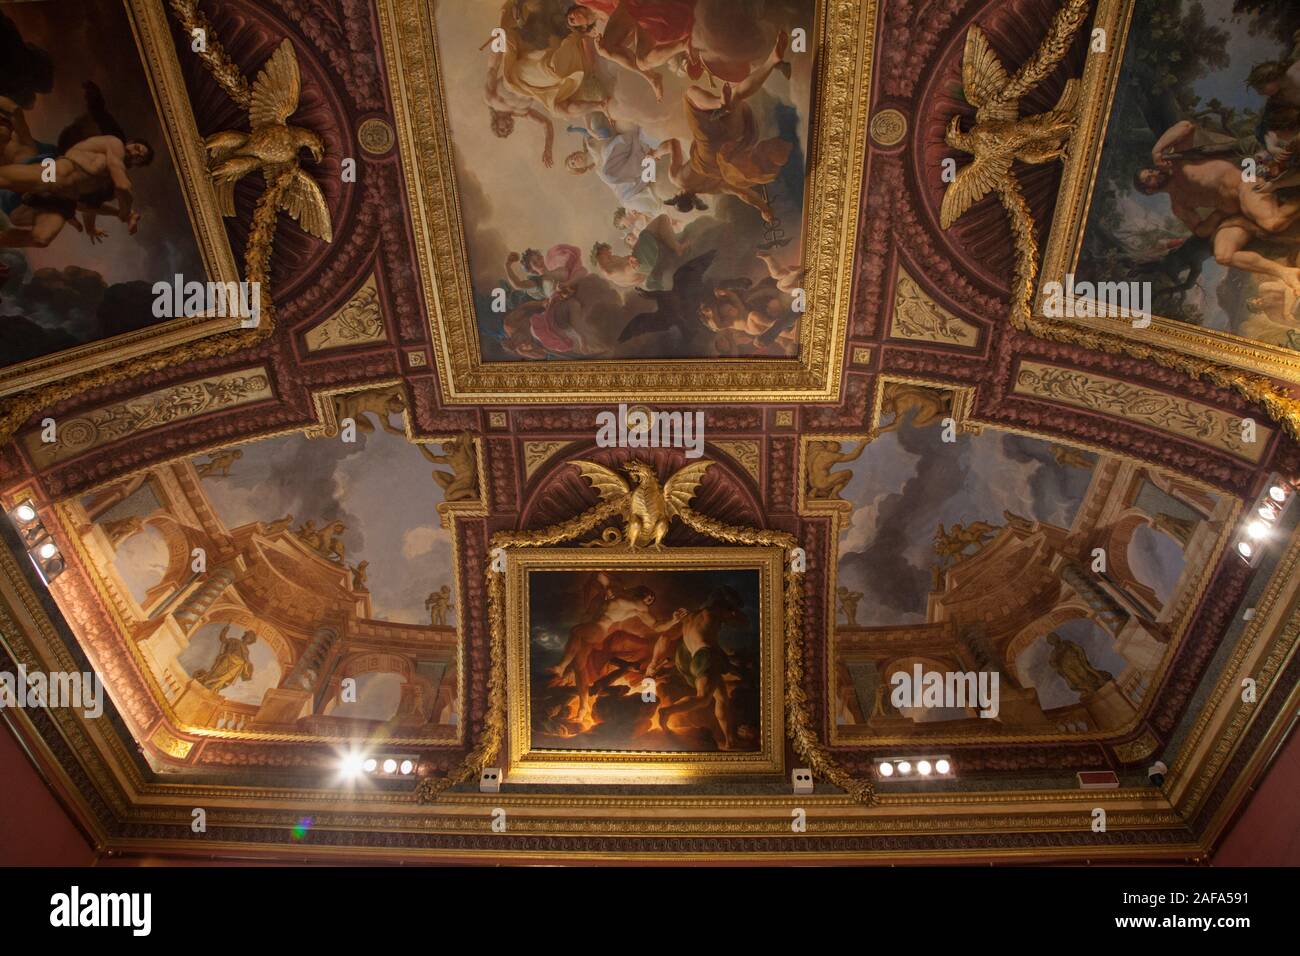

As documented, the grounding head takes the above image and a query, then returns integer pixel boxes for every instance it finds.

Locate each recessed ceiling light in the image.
[935,759,951,774]
[400,760,414,775]
[382,759,397,774]
[340,753,366,779]
[38,542,58,560]
[878,762,894,777]
[362,758,377,773]
[14,504,36,523]
[1246,521,1268,540]
[896,761,912,775]
[1268,485,1287,503]
[1237,542,1254,559]
[917,760,933,775]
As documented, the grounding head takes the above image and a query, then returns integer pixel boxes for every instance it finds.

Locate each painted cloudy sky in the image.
[837,416,1097,626]
[196,426,455,626]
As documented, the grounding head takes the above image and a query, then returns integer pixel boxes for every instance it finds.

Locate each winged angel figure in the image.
[570,459,712,548]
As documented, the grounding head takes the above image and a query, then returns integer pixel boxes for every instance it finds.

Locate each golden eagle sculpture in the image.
[570,459,712,549]
[203,39,333,242]
[939,0,1089,231]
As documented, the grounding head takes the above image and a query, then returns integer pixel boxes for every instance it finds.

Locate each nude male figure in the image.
[1135,121,1300,293]
[646,588,748,750]
[0,134,152,218]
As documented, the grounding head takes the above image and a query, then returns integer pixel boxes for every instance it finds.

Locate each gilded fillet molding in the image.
[304,276,387,352]
[21,369,273,468]
[1014,361,1269,463]
[891,272,979,347]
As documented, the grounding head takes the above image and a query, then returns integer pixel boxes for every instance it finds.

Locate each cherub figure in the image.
[196,449,243,477]
[425,585,454,626]
[934,521,999,562]
[836,585,863,625]
[323,521,347,562]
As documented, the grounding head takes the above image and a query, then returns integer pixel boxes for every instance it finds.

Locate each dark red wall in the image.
[0,718,95,866]
[1213,725,1300,866]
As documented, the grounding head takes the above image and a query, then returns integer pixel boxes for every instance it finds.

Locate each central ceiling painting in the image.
[438,0,812,362]
[380,0,873,401]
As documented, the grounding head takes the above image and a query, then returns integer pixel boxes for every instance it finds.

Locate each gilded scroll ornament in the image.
[1015,362,1268,462]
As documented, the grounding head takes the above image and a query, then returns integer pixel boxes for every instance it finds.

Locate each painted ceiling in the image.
[0,0,1298,863]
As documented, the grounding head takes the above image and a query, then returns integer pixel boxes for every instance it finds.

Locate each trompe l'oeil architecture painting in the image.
[0,0,1298,873]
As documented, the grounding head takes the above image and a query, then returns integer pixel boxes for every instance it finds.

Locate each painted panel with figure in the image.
[1045,0,1300,378]
[504,548,785,782]
[434,0,816,362]
[0,0,238,394]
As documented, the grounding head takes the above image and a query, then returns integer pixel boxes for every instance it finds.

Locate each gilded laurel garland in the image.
[941,0,1300,441]
[0,1,313,444]
[417,460,874,804]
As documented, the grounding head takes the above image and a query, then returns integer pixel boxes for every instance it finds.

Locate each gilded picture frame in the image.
[503,546,786,783]
[375,0,875,404]
[0,0,242,398]
[1039,0,1300,384]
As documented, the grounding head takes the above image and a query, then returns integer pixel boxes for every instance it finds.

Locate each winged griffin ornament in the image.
[940,0,1088,233]
[204,39,333,242]
[569,460,712,548]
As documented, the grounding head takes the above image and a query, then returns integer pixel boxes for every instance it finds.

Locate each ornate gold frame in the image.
[0,0,242,398]
[375,0,874,403]
[1040,0,1300,384]
[503,546,785,783]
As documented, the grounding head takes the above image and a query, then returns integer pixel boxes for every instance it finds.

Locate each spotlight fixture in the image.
[874,755,955,781]
[7,500,65,583]
[340,752,419,780]
[1235,475,1296,567]
[339,753,367,779]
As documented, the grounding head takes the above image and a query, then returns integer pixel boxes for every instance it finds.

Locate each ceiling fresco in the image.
[0,0,1298,866]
